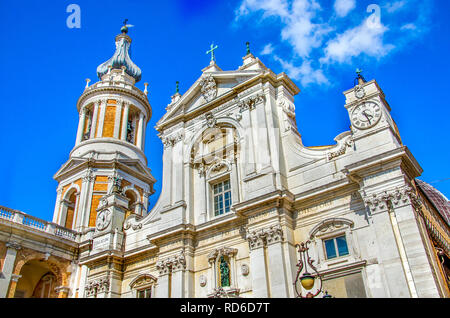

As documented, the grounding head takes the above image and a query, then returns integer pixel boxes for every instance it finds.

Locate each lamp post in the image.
[293,241,332,298]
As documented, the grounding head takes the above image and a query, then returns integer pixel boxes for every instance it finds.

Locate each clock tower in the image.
[52,24,156,296]
[343,71,403,151]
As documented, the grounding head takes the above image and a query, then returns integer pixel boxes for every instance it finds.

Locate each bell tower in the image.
[52,24,156,239]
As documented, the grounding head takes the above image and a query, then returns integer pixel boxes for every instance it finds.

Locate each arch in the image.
[60,185,80,229]
[184,118,244,165]
[129,273,157,288]
[9,251,71,298]
[122,186,142,204]
[129,273,157,298]
[309,217,354,239]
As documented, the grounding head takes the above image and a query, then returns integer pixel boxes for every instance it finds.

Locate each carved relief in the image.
[199,275,207,287]
[247,224,283,250]
[207,247,238,264]
[363,185,417,212]
[156,251,186,275]
[199,74,217,102]
[237,94,265,112]
[85,277,110,297]
[241,264,249,276]
[162,131,185,148]
[328,136,354,160]
[278,99,297,132]
[205,112,217,128]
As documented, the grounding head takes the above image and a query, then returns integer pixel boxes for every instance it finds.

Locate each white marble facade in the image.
[2,31,448,299]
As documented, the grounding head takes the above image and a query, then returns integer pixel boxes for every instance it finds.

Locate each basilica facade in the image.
[0,26,449,298]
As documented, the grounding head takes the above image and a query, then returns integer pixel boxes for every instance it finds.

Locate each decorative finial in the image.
[355,68,366,86]
[144,82,149,96]
[176,81,179,94]
[246,42,251,55]
[206,42,218,62]
[121,19,134,34]
[85,78,91,89]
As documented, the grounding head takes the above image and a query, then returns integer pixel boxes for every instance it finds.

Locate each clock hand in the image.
[362,110,373,124]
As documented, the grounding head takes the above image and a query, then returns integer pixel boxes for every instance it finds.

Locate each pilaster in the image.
[0,241,21,298]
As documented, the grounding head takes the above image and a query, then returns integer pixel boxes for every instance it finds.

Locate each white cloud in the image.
[234,0,432,86]
[321,17,394,64]
[236,0,331,58]
[401,23,417,31]
[260,43,275,55]
[273,55,329,86]
[334,0,356,17]
[384,1,407,13]
[235,0,290,20]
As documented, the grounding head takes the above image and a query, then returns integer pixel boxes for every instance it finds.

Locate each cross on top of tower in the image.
[206,43,218,62]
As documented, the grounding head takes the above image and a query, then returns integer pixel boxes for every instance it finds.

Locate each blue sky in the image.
[0,0,449,222]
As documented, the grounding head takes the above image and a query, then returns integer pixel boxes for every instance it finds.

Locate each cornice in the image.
[77,83,151,118]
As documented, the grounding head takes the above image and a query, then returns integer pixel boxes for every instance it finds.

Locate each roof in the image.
[415,179,450,225]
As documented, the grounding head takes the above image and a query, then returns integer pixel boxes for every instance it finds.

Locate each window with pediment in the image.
[309,218,356,265]
[129,274,157,298]
[190,124,240,221]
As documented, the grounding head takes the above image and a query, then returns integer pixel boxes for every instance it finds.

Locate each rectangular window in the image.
[213,180,232,216]
[137,288,152,298]
[324,235,349,260]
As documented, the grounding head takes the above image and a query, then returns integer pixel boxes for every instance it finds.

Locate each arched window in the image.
[60,188,79,229]
[124,189,138,219]
[129,274,157,298]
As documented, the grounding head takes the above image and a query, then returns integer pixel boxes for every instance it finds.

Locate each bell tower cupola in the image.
[53,24,155,233]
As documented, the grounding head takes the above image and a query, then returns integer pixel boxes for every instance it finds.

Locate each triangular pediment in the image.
[157,68,265,128]
[54,158,87,179]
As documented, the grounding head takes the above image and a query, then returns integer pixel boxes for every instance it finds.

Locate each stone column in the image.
[52,187,63,223]
[120,102,130,141]
[7,274,22,298]
[96,99,106,138]
[252,97,271,170]
[388,187,440,298]
[156,252,186,298]
[55,286,70,298]
[265,225,289,297]
[0,242,21,298]
[75,108,87,145]
[113,100,123,139]
[90,101,99,139]
[247,230,269,297]
[156,259,171,298]
[136,112,145,150]
[363,188,415,298]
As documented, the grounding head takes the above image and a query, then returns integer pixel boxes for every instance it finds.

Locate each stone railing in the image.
[0,205,79,242]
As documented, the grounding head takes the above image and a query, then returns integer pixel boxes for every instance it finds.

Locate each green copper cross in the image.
[176,81,179,94]
[206,43,218,62]
[246,42,251,55]
[356,68,363,76]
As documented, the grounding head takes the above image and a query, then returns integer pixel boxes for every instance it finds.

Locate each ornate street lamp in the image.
[293,241,332,298]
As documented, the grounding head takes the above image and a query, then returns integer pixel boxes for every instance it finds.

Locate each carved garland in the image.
[328,137,354,160]
[207,247,238,264]
[156,251,186,275]
[85,277,110,297]
[363,185,416,213]
[237,94,265,112]
[247,224,284,250]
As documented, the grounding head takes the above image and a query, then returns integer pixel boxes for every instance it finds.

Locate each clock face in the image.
[351,101,382,130]
[355,85,365,99]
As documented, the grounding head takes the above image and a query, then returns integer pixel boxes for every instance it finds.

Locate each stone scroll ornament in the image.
[199,75,217,102]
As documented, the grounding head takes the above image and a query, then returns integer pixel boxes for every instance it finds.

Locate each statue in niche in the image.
[219,256,230,287]
[127,119,134,143]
